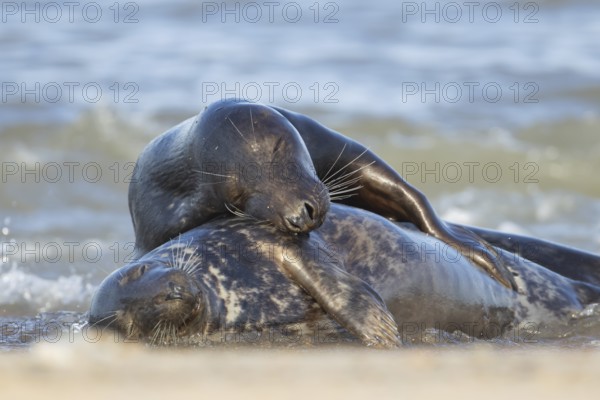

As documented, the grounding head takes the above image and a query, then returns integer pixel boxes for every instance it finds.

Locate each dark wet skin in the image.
[129,99,516,291]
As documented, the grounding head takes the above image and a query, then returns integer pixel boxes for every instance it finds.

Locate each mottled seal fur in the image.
[128,99,515,289]
[89,204,600,347]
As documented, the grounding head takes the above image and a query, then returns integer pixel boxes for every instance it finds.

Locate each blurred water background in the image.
[1,0,599,348]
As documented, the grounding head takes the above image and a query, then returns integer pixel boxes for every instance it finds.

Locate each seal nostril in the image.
[167,282,184,301]
[304,202,315,221]
[166,292,184,301]
[286,216,301,230]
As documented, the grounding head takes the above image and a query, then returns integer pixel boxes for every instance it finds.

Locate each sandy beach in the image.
[2,336,598,400]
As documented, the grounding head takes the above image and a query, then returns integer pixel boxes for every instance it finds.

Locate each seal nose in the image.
[166,281,184,301]
[285,201,321,233]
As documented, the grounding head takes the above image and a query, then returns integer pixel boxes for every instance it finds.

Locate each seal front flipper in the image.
[276,234,400,348]
[274,106,517,290]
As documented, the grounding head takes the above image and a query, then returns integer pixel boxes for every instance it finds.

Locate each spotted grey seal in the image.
[89,204,600,347]
[129,99,516,291]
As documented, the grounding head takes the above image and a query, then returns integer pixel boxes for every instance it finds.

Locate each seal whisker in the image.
[179,315,189,332]
[327,182,361,196]
[160,322,175,345]
[321,144,347,185]
[326,175,363,192]
[149,320,164,346]
[329,185,364,197]
[124,320,136,341]
[328,183,364,201]
[157,321,169,346]
[322,148,370,186]
[159,324,167,346]
[155,323,164,346]
[171,323,178,344]
[323,160,375,189]
[320,160,375,200]
[227,116,250,144]
[329,194,359,201]
[249,107,258,147]
[151,319,166,345]
[170,238,199,276]
[186,263,201,276]
[166,323,175,345]
[225,203,250,219]
[165,236,202,277]
[224,203,270,225]
[169,236,184,271]
[89,313,117,329]
[193,169,234,180]
[182,254,200,276]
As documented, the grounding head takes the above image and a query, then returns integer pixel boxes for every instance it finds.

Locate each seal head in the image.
[89,260,205,341]
[198,100,330,233]
[129,99,330,256]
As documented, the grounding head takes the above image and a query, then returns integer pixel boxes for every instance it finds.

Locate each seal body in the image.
[129,99,515,289]
[90,204,600,346]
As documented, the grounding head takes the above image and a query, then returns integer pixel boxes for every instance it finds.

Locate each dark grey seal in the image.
[128,99,516,289]
[89,204,600,347]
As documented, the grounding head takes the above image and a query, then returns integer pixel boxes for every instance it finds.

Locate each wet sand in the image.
[2,336,597,399]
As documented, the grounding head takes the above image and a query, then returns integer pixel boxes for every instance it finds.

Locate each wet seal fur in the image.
[89,204,600,347]
[129,99,516,289]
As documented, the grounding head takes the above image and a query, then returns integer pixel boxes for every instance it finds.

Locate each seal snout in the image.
[284,191,329,233]
[285,201,318,232]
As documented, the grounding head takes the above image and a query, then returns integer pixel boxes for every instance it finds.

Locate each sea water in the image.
[1,0,599,350]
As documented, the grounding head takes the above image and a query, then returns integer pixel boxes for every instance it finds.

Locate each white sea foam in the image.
[0,262,96,314]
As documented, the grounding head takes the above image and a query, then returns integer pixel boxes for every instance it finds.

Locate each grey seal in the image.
[89,204,600,347]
